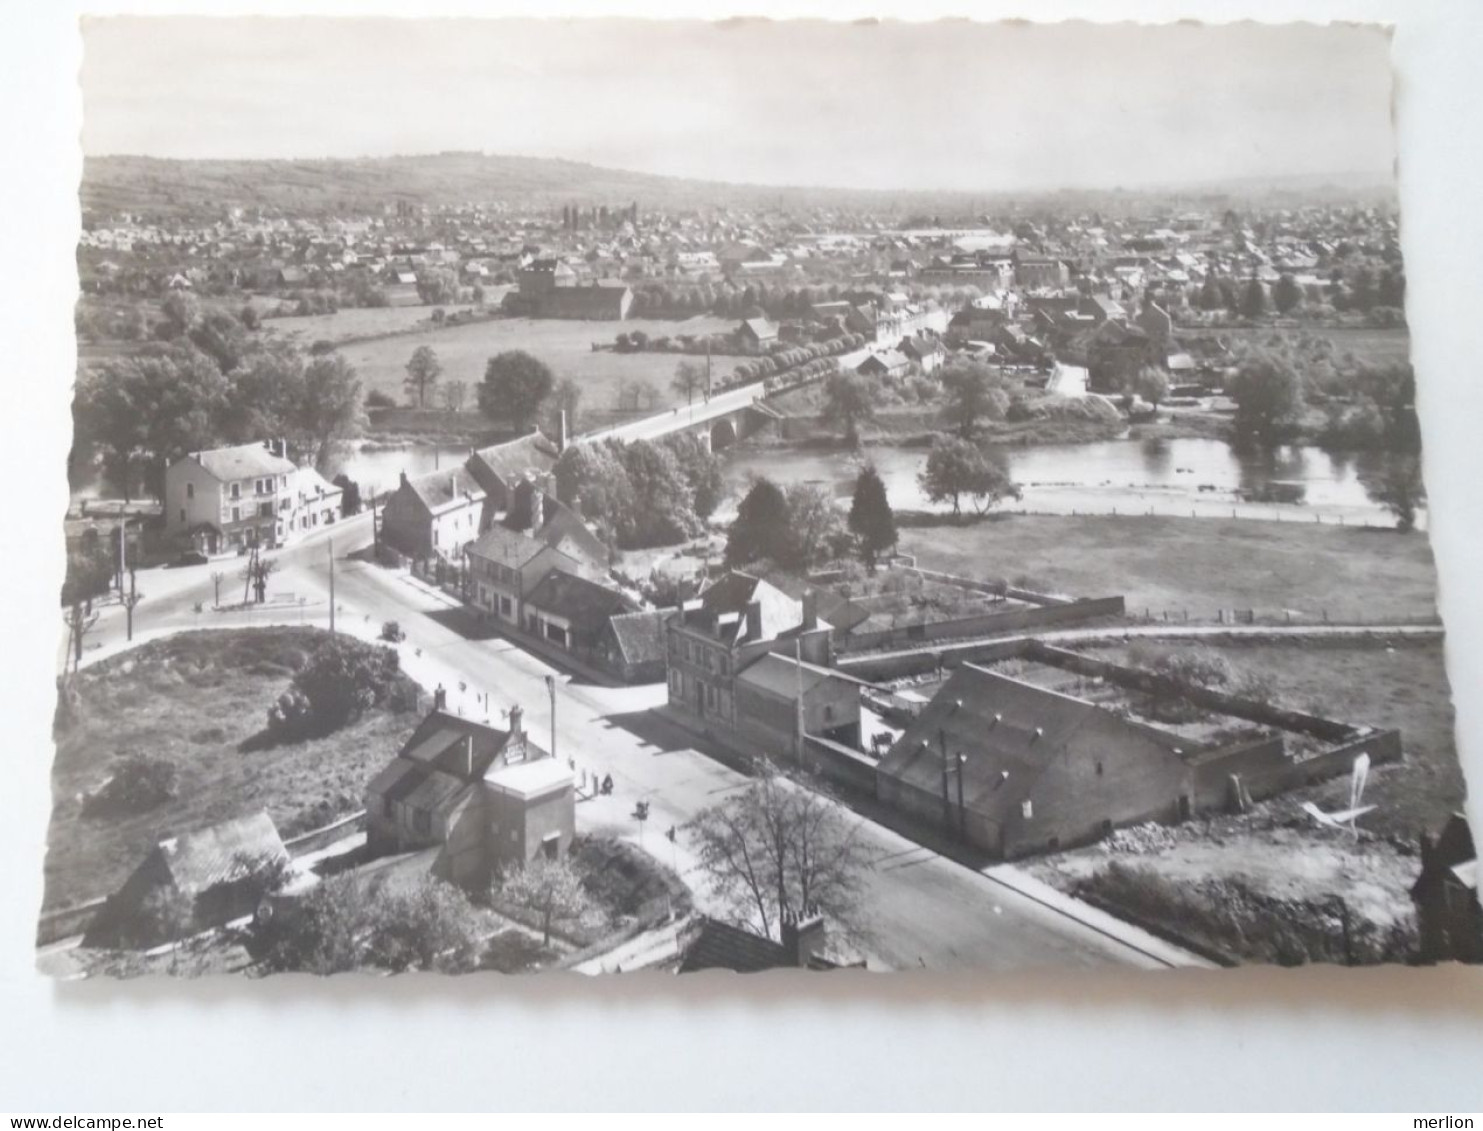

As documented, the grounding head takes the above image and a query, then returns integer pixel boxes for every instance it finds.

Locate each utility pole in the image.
[794,636,805,762]
[545,673,557,762]
[123,567,140,642]
[116,522,127,594]
[210,570,224,609]
[328,536,335,634]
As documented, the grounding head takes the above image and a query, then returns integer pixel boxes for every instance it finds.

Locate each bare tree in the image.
[441,378,468,414]
[62,602,100,672]
[687,770,873,941]
[240,554,278,604]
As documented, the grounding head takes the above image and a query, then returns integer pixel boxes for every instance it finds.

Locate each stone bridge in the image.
[575,380,783,452]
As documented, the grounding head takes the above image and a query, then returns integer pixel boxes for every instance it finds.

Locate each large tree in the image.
[848,464,896,572]
[938,359,1010,439]
[404,345,442,408]
[687,772,873,942]
[1360,452,1427,533]
[663,432,725,521]
[299,352,368,473]
[415,268,459,306]
[73,344,230,501]
[1228,346,1304,445]
[725,476,792,567]
[1134,366,1169,407]
[255,873,482,974]
[479,350,555,431]
[671,359,708,407]
[1240,277,1268,320]
[1272,273,1303,316]
[783,482,845,571]
[918,437,1020,517]
[820,371,877,447]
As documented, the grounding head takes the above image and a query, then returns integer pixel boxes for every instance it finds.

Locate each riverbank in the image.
[896,512,1440,625]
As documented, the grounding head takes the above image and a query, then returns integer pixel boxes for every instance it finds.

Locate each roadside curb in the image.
[979,863,1219,970]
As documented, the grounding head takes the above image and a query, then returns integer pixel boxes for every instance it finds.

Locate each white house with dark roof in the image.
[364,704,574,887]
[164,441,302,554]
[379,465,487,562]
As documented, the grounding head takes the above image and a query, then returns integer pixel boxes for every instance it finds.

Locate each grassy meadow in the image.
[45,628,424,911]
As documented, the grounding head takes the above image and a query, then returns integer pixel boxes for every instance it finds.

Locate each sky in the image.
[80,17,1398,193]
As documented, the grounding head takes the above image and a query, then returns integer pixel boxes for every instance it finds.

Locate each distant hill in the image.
[80,152,986,220]
[80,152,1397,222]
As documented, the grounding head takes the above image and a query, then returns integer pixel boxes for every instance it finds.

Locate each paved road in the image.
[86,532,1203,970]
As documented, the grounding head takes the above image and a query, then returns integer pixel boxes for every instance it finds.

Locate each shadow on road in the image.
[424,606,503,641]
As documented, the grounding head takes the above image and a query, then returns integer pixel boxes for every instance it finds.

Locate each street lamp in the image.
[544,673,557,762]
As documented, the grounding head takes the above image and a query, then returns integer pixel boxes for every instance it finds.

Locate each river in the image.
[326,434,1405,529]
[73,434,1403,529]
[715,437,1408,527]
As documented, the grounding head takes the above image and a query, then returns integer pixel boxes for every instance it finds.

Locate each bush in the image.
[380,620,406,643]
[366,389,396,409]
[82,753,178,817]
[265,636,403,738]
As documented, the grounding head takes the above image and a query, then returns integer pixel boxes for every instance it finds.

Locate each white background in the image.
[1,0,1480,1113]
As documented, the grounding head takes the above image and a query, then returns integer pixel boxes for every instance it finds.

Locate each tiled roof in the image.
[468,431,559,492]
[403,466,485,513]
[191,443,296,483]
[155,812,290,896]
[525,569,637,633]
[676,918,791,973]
[468,523,552,569]
[605,610,670,665]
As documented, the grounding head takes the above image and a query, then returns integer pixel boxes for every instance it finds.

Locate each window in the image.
[231,506,240,523]
[185,483,194,500]
[1095,761,1104,777]
[1021,800,1034,821]
[230,483,240,500]
[259,502,273,518]
[179,508,186,522]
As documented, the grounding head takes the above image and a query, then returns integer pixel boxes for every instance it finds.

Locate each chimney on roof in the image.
[570,493,583,519]
[433,684,447,711]
[508,704,524,736]
[399,470,409,488]
[530,489,544,533]
[558,409,569,453]
[745,598,764,640]
[781,907,827,968]
[801,588,818,632]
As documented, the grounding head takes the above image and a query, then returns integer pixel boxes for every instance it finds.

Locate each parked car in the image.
[171,551,208,567]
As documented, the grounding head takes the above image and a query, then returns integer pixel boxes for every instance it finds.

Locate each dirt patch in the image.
[1029,802,1424,965]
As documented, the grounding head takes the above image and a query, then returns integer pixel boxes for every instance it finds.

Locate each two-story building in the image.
[465,488,609,631]
[664,571,833,735]
[364,702,574,889]
[379,466,487,563]
[164,441,299,554]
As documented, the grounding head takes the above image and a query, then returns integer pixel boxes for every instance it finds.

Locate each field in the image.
[1213,325,1412,366]
[260,303,462,345]
[272,311,739,428]
[44,628,424,912]
[899,513,1440,623]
